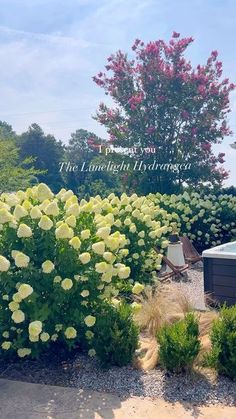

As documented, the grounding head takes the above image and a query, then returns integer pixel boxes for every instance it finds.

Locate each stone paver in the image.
[0,378,235,419]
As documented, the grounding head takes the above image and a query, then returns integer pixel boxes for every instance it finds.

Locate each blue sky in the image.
[0,0,235,185]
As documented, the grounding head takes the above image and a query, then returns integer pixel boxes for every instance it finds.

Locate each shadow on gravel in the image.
[2,351,236,417]
[0,353,145,418]
[161,367,236,415]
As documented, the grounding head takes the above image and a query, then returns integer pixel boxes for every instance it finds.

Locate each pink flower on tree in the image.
[191,128,198,135]
[146,126,156,134]
[172,31,180,38]
[109,134,116,143]
[211,50,218,59]
[218,152,226,164]
[181,111,189,119]
[201,143,211,151]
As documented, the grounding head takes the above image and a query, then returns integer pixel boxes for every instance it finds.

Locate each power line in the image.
[0,106,97,118]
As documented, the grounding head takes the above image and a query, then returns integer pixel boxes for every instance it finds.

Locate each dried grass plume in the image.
[134,284,218,371]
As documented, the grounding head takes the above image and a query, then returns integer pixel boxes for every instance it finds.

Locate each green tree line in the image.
[0,120,235,197]
[0,121,121,196]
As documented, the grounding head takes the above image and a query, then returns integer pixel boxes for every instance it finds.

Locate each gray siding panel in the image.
[213,275,236,287]
[203,257,236,306]
[213,259,236,267]
[212,264,236,276]
[214,285,236,298]
[214,296,236,306]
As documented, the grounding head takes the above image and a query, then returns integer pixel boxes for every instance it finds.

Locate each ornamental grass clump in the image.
[135,285,218,371]
[207,305,236,380]
[157,313,200,373]
[135,284,192,337]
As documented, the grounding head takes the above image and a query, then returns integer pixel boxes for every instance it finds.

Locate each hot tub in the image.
[203,241,236,306]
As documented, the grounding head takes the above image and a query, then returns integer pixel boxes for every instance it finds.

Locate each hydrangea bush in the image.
[0,184,168,359]
[90,192,171,283]
[149,191,236,251]
[1,184,233,361]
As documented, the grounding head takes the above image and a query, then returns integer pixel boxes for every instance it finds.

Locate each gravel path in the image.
[0,352,236,407]
[171,263,206,311]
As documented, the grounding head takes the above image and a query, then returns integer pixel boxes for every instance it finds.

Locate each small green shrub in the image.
[209,305,236,380]
[92,303,139,367]
[157,313,200,372]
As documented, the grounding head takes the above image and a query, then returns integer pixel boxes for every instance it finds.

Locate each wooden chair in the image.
[155,248,189,280]
[180,236,202,265]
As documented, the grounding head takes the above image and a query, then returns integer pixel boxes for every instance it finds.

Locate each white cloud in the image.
[0,0,158,142]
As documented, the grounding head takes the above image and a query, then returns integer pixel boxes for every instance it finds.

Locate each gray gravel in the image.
[1,349,236,407]
[70,355,236,407]
[171,263,206,311]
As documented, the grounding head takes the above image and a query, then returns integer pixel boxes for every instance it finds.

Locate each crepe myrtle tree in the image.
[93,32,235,194]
